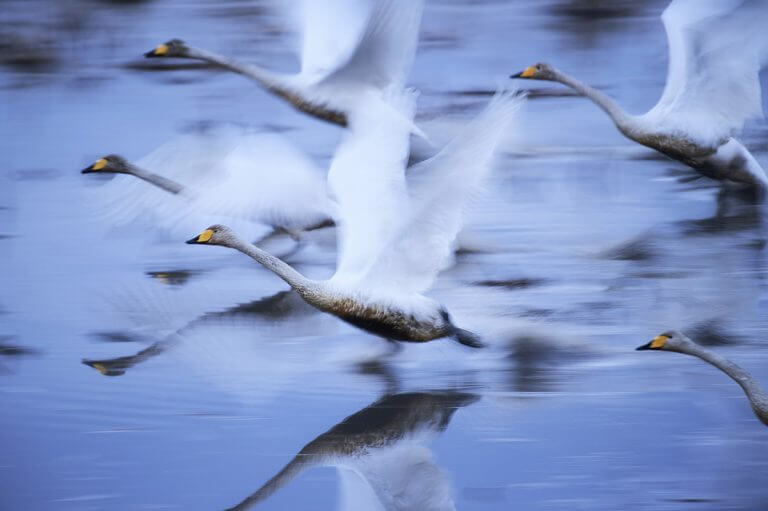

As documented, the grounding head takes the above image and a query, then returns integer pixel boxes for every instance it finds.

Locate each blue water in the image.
[3,0,768,509]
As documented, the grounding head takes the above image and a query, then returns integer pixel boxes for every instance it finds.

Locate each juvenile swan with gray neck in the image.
[637,330,768,426]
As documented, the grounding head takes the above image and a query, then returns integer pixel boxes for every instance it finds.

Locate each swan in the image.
[144,0,424,131]
[225,391,477,511]
[637,330,768,426]
[81,128,336,240]
[187,90,524,346]
[511,0,768,189]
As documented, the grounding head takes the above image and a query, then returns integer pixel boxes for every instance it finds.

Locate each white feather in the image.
[329,89,525,296]
[643,0,768,145]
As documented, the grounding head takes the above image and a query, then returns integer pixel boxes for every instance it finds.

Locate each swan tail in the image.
[452,328,485,349]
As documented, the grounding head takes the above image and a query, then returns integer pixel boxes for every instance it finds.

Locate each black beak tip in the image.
[81,166,93,174]
[510,72,523,79]
[636,343,651,351]
[144,50,158,58]
[185,237,199,244]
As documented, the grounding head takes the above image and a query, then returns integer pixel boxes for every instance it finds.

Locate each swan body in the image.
[187,90,524,345]
[186,225,477,345]
[226,391,476,510]
[512,0,768,188]
[637,330,768,426]
[82,128,336,239]
[145,0,424,131]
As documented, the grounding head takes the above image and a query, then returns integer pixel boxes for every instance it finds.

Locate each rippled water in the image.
[3,1,768,509]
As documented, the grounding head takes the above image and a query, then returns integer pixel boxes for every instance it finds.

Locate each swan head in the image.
[81,154,131,174]
[510,62,556,81]
[186,224,237,247]
[636,330,694,353]
[144,39,190,58]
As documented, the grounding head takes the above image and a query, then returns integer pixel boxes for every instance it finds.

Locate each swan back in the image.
[643,0,768,146]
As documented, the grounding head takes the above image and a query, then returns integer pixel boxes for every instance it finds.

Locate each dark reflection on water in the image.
[227,391,478,511]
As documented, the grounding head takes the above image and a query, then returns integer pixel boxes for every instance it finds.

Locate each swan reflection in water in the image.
[82,289,320,377]
[227,390,478,511]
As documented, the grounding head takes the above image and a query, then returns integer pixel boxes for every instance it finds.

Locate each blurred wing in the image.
[319,0,424,90]
[648,0,768,144]
[193,132,335,230]
[282,0,371,80]
[358,91,524,294]
[328,90,417,285]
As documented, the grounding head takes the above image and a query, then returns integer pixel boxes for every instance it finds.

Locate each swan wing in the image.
[192,132,336,230]
[328,90,416,284]
[648,0,768,144]
[283,0,371,81]
[317,0,425,90]
[356,91,524,294]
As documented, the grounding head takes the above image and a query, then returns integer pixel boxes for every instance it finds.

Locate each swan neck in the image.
[233,239,314,292]
[127,163,184,195]
[186,46,284,90]
[552,69,634,132]
[687,344,768,417]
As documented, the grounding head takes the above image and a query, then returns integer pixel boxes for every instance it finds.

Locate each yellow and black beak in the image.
[144,43,169,58]
[510,66,537,79]
[81,158,107,174]
[636,334,668,351]
[186,229,214,244]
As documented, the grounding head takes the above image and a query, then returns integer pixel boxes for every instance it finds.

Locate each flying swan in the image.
[512,0,768,189]
[145,0,424,132]
[187,89,524,346]
[81,127,336,241]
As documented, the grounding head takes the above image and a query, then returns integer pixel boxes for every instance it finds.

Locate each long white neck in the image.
[687,344,768,424]
[184,46,287,93]
[231,239,316,293]
[126,163,184,195]
[550,68,638,135]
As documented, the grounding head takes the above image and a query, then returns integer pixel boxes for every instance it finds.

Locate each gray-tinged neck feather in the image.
[551,69,635,134]
[127,163,184,195]
[687,344,768,424]
[232,239,315,292]
[225,455,315,511]
[184,46,285,92]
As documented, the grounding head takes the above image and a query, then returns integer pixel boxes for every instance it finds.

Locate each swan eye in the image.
[650,335,668,349]
[197,229,214,243]
[91,158,107,171]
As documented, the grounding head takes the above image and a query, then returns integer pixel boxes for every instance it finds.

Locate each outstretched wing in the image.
[319,0,425,91]
[282,0,371,81]
[647,0,768,145]
[327,89,417,285]
[192,132,335,231]
[355,91,525,294]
